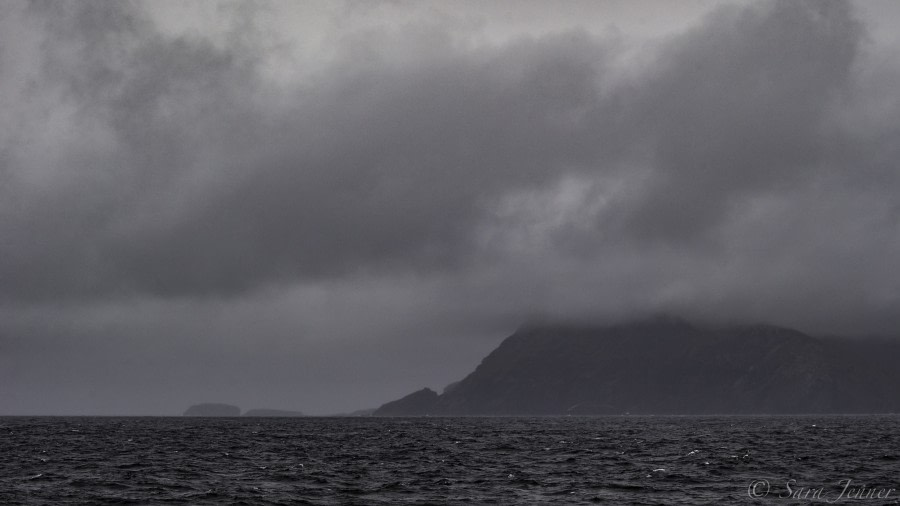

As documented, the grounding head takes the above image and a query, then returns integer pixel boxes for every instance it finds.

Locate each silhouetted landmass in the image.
[183,403,241,417]
[373,388,439,416]
[243,409,305,417]
[442,381,461,394]
[375,316,900,415]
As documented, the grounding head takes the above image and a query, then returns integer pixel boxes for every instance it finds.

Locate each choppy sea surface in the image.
[2,415,899,504]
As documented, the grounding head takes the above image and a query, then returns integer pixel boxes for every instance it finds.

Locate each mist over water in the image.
[3,416,899,505]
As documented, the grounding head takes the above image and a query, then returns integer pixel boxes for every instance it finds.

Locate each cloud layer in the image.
[2,0,899,414]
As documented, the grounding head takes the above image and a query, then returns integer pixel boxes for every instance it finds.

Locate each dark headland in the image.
[374,316,900,416]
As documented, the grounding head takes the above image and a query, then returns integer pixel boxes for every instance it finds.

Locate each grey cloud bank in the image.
[1,0,899,414]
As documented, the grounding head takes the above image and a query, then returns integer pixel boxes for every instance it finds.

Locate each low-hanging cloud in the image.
[2,0,900,413]
[2,0,618,300]
[1,1,888,298]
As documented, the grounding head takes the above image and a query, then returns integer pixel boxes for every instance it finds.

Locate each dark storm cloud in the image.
[106,29,618,297]
[620,0,863,243]
[1,0,898,328]
[1,0,264,300]
[5,0,900,416]
[2,0,619,300]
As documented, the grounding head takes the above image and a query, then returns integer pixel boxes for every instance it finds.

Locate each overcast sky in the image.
[2,0,900,415]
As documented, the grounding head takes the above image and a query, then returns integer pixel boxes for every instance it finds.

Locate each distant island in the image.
[183,404,305,417]
[374,316,900,415]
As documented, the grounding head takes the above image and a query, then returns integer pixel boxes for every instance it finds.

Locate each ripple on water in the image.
[1,415,899,504]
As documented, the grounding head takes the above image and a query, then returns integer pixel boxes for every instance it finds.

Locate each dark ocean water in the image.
[2,416,899,505]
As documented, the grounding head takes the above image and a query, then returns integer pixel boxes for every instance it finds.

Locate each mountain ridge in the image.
[374,316,900,415]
